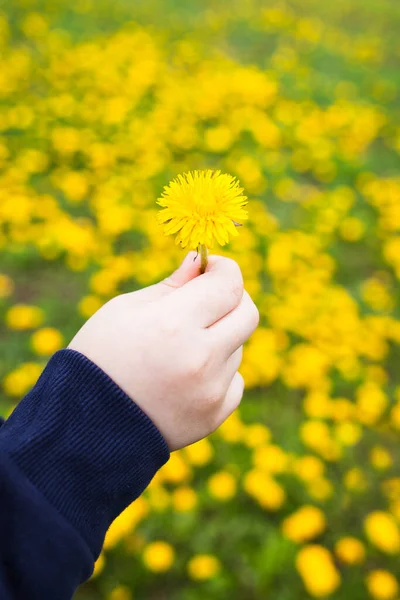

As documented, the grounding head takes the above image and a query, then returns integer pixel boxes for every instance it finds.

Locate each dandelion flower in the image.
[157,170,248,271]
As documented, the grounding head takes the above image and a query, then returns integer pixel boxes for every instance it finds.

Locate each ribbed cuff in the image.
[0,350,170,556]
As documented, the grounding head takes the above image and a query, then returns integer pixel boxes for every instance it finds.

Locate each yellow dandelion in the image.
[142,541,175,572]
[157,170,248,271]
[187,554,221,581]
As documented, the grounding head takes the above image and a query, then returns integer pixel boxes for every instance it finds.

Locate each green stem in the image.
[200,244,208,274]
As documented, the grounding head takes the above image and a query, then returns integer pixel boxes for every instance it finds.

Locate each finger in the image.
[224,346,243,384]
[208,291,259,356]
[214,372,245,432]
[166,255,244,328]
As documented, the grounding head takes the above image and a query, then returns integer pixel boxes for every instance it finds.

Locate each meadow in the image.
[1,0,400,598]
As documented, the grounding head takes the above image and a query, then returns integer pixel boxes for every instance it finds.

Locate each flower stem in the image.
[200,244,208,274]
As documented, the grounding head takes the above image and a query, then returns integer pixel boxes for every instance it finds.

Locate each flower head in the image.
[296,545,341,597]
[142,541,175,572]
[282,505,326,543]
[334,537,365,565]
[187,554,221,581]
[366,570,399,600]
[157,170,248,249]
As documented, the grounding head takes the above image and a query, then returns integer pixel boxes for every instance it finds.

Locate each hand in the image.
[68,253,259,450]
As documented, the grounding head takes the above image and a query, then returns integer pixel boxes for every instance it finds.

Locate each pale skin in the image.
[69,253,259,451]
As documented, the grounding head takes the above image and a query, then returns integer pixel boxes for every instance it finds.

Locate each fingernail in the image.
[182,251,196,267]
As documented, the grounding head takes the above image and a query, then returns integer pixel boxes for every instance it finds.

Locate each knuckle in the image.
[196,380,225,416]
[231,279,244,303]
[163,319,180,338]
[183,347,210,381]
[222,258,244,302]
[225,279,244,310]
[156,309,181,338]
[230,263,244,294]
[205,379,225,405]
[205,414,222,436]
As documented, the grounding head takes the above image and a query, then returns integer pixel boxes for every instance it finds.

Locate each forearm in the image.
[0,350,169,600]
[0,452,92,599]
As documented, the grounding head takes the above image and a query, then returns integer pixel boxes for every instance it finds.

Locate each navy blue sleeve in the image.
[0,349,170,600]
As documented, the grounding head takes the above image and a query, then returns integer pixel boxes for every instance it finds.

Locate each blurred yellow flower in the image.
[172,487,197,512]
[307,478,334,502]
[382,477,400,501]
[3,363,43,397]
[157,170,248,249]
[364,511,400,554]
[339,216,365,241]
[253,444,288,474]
[300,420,331,449]
[91,553,106,579]
[282,505,326,543]
[361,278,393,312]
[90,270,118,297]
[330,398,355,422]
[356,382,388,425]
[21,13,48,38]
[108,585,132,600]
[146,484,170,512]
[207,471,237,501]
[160,452,191,483]
[370,446,393,470]
[344,467,368,493]
[334,421,362,447]
[303,391,332,419]
[5,304,44,330]
[296,545,341,597]
[30,327,64,356]
[243,423,272,448]
[243,470,286,511]
[51,127,81,154]
[300,420,342,461]
[217,411,245,443]
[334,537,365,565]
[391,402,400,430]
[142,541,175,572]
[183,438,214,466]
[104,497,148,550]
[366,570,399,600]
[187,554,221,580]
[78,295,103,318]
[292,456,325,482]
[0,273,14,298]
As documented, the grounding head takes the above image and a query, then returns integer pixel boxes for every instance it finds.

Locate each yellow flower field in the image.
[0,0,399,598]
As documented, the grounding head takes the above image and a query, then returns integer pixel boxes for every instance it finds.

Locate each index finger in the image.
[165,255,244,328]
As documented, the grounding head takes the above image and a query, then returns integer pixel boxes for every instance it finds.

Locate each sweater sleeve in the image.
[0,349,170,600]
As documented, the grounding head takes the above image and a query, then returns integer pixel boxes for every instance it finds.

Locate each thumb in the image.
[123,252,201,306]
[159,251,200,290]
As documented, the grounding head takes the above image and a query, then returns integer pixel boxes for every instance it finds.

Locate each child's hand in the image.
[68,253,259,450]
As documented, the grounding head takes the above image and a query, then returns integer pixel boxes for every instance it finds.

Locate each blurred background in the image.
[1,0,400,598]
